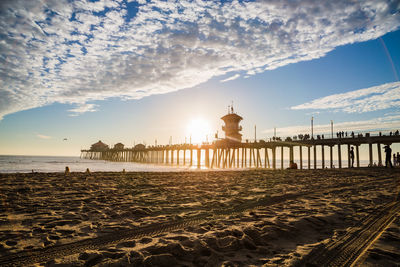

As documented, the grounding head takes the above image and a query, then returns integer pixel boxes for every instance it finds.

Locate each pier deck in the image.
[81,134,400,169]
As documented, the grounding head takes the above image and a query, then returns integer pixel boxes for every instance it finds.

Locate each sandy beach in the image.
[0,168,399,266]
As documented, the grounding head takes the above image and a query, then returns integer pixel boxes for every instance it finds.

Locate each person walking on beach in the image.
[384,145,393,168]
[350,147,355,168]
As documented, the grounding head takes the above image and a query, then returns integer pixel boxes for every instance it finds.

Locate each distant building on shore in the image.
[113,142,124,150]
[221,105,243,142]
[90,140,109,151]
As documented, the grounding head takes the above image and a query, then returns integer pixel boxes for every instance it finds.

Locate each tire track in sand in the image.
[299,200,400,267]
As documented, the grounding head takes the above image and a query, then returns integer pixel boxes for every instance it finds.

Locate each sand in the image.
[0,168,399,266]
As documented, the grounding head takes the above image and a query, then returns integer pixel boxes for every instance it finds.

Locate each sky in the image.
[0,0,400,157]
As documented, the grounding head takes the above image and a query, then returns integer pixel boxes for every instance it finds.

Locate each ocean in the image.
[0,155,372,173]
[0,155,191,173]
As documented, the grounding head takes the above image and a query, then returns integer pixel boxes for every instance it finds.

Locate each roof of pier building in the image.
[221,112,243,122]
[113,143,124,150]
[134,144,146,150]
[90,140,109,151]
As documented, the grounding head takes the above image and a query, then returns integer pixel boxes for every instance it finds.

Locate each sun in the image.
[186,118,211,144]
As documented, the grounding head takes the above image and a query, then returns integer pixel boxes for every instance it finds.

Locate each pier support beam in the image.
[249,148,252,168]
[205,148,210,168]
[190,149,193,166]
[197,149,201,169]
[338,144,342,168]
[356,145,360,167]
[313,145,317,169]
[299,146,303,169]
[308,146,311,169]
[377,143,382,166]
[330,146,333,168]
[241,148,244,168]
[321,145,325,169]
[347,144,351,168]
[272,147,276,170]
[171,149,174,165]
[281,146,284,170]
[369,143,373,167]
[289,146,294,163]
[237,148,240,168]
[244,148,247,168]
[265,148,270,168]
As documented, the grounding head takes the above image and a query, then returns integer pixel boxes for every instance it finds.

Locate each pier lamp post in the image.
[331,120,333,139]
[311,117,314,139]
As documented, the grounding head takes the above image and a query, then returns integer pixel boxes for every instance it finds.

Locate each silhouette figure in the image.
[384,145,393,168]
[349,147,355,168]
[288,160,298,169]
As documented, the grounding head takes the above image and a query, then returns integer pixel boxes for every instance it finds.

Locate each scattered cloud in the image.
[1,0,399,119]
[291,81,400,113]
[263,115,400,138]
[36,134,52,139]
[68,103,98,116]
[220,74,240,83]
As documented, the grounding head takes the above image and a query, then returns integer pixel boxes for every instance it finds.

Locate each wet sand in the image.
[0,168,399,266]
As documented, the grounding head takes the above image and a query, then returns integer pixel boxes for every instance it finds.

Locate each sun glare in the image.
[186,118,211,144]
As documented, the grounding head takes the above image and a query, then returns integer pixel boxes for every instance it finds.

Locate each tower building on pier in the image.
[221,105,243,142]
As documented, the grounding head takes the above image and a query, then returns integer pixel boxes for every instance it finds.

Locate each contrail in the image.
[379,37,399,82]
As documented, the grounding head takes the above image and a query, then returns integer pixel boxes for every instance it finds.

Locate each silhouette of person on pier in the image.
[349,147,355,168]
[384,145,393,168]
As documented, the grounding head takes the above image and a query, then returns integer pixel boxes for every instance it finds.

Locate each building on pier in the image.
[113,143,124,150]
[221,105,243,142]
[90,140,109,151]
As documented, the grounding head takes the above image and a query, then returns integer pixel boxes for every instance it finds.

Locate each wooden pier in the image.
[80,134,400,169]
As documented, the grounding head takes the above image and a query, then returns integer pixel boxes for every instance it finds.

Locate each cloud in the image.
[264,114,400,138]
[68,103,98,116]
[36,134,52,139]
[1,0,400,119]
[220,74,240,83]
[291,81,400,113]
